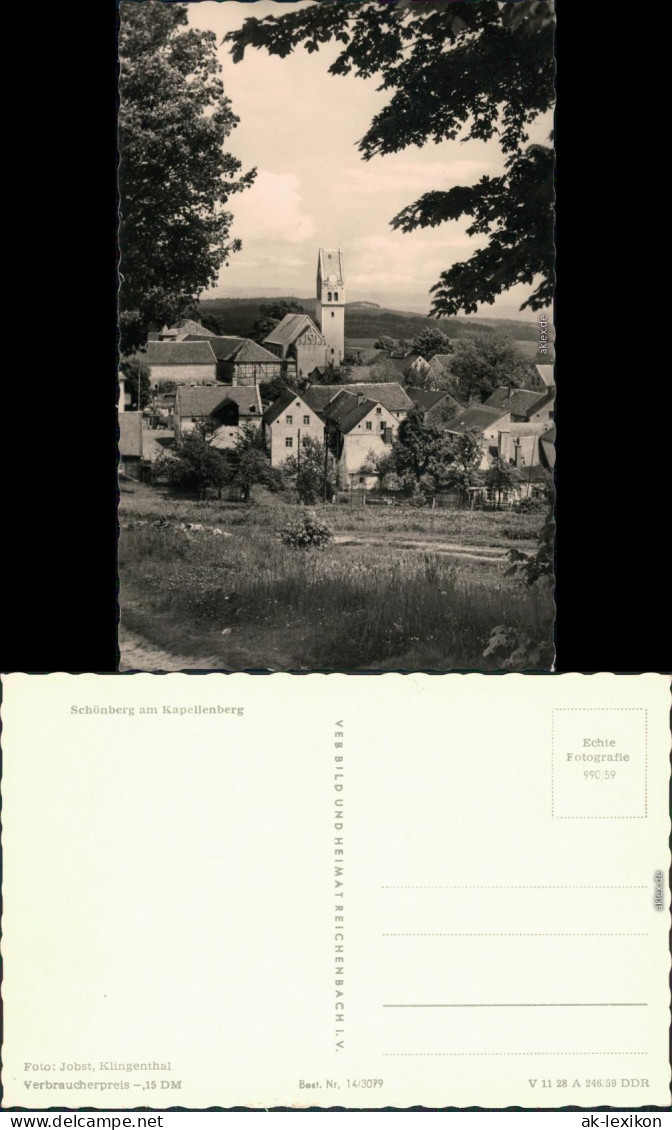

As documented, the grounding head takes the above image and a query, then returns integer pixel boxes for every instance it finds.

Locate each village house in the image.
[143,340,218,387]
[443,404,513,470]
[483,386,555,467]
[484,385,555,425]
[117,373,132,412]
[302,381,413,421]
[406,387,463,425]
[173,385,263,450]
[321,389,398,488]
[148,319,218,341]
[183,334,283,386]
[118,411,143,480]
[524,362,555,394]
[262,389,325,466]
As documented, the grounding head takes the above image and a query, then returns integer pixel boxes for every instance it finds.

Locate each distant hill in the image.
[198,296,549,345]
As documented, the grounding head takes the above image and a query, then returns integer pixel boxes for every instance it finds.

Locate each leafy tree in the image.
[284,435,337,503]
[374,335,398,352]
[199,312,228,335]
[411,328,453,359]
[249,300,306,344]
[119,355,151,410]
[507,501,555,584]
[158,428,229,500]
[230,423,281,501]
[389,406,452,483]
[485,456,516,508]
[449,333,531,402]
[440,428,483,496]
[226,0,554,316]
[311,362,353,385]
[119,3,256,353]
[259,373,291,404]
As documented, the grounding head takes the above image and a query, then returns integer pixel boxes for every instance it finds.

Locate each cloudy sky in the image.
[188,1,553,319]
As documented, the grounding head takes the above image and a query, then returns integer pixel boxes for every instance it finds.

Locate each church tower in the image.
[316,248,345,365]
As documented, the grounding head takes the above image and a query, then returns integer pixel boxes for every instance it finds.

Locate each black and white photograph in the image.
[117,0,556,672]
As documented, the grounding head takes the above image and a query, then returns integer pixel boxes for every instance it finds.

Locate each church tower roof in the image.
[317,248,345,288]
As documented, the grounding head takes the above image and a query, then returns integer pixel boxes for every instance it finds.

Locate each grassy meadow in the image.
[118,483,554,671]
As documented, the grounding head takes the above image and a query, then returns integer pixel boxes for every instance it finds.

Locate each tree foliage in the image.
[249,300,306,344]
[225,0,555,316]
[231,423,282,501]
[119,2,256,353]
[450,333,531,402]
[158,428,229,500]
[284,435,337,503]
[485,456,516,507]
[411,327,453,359]
[119,355,151,410]
[374,335,398,352]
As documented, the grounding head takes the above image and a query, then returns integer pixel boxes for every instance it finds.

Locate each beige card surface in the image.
[1,673,669,1109]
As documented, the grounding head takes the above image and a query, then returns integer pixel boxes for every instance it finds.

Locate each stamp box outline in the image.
[551,707,648,820]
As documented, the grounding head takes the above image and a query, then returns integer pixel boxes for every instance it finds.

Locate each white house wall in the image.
[149,363,217,387]
[266,397,325,466]
[340,403,398,476]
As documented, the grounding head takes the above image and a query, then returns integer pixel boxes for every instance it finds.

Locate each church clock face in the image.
[327,273,338,286]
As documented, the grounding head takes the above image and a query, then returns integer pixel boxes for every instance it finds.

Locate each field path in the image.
[118,626,224,671]
[333,533,510,564]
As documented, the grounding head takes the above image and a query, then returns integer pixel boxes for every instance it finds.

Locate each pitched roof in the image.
[144,340,217,366]
[183,335,280,364]
[262,389,310,426]
[539,424,556,471]
[118,412,143,458]
[510,464,553,483]
[485,387,550,417]
[318,248,345,286]
[535,363,555,387]
[323,390,377,433]
[303,381,413,415]
[174,385,262,418]
[443,404,510,434]
[432,353,454,368]
[406,387,457,413]
[263,313,320,348]
[175,319,217,339]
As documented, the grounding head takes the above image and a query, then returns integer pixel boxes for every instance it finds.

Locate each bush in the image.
[280,510,333,548]
[515,495,547,514]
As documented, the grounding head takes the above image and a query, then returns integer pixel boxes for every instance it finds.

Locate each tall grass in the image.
[119,518,553,670]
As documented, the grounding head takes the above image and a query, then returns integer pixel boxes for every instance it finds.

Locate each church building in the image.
[316,247,345,365]
[262,247,346,378]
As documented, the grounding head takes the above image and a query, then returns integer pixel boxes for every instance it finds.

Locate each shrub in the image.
[515,495,547,514]
[280,510,333,549]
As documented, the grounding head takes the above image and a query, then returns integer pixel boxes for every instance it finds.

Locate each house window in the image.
[376,406,382,414]
[365,420,373,431]
[286,414,293,425]
[334,292,339,301]
[380,421,385,430]
[303,415,310,425]
[328,291,332,301]
[285,437,293,448]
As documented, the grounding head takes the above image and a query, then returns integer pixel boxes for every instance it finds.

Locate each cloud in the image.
[342,228,489,295]
[232,170,316,245]
[342,158,492,198]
